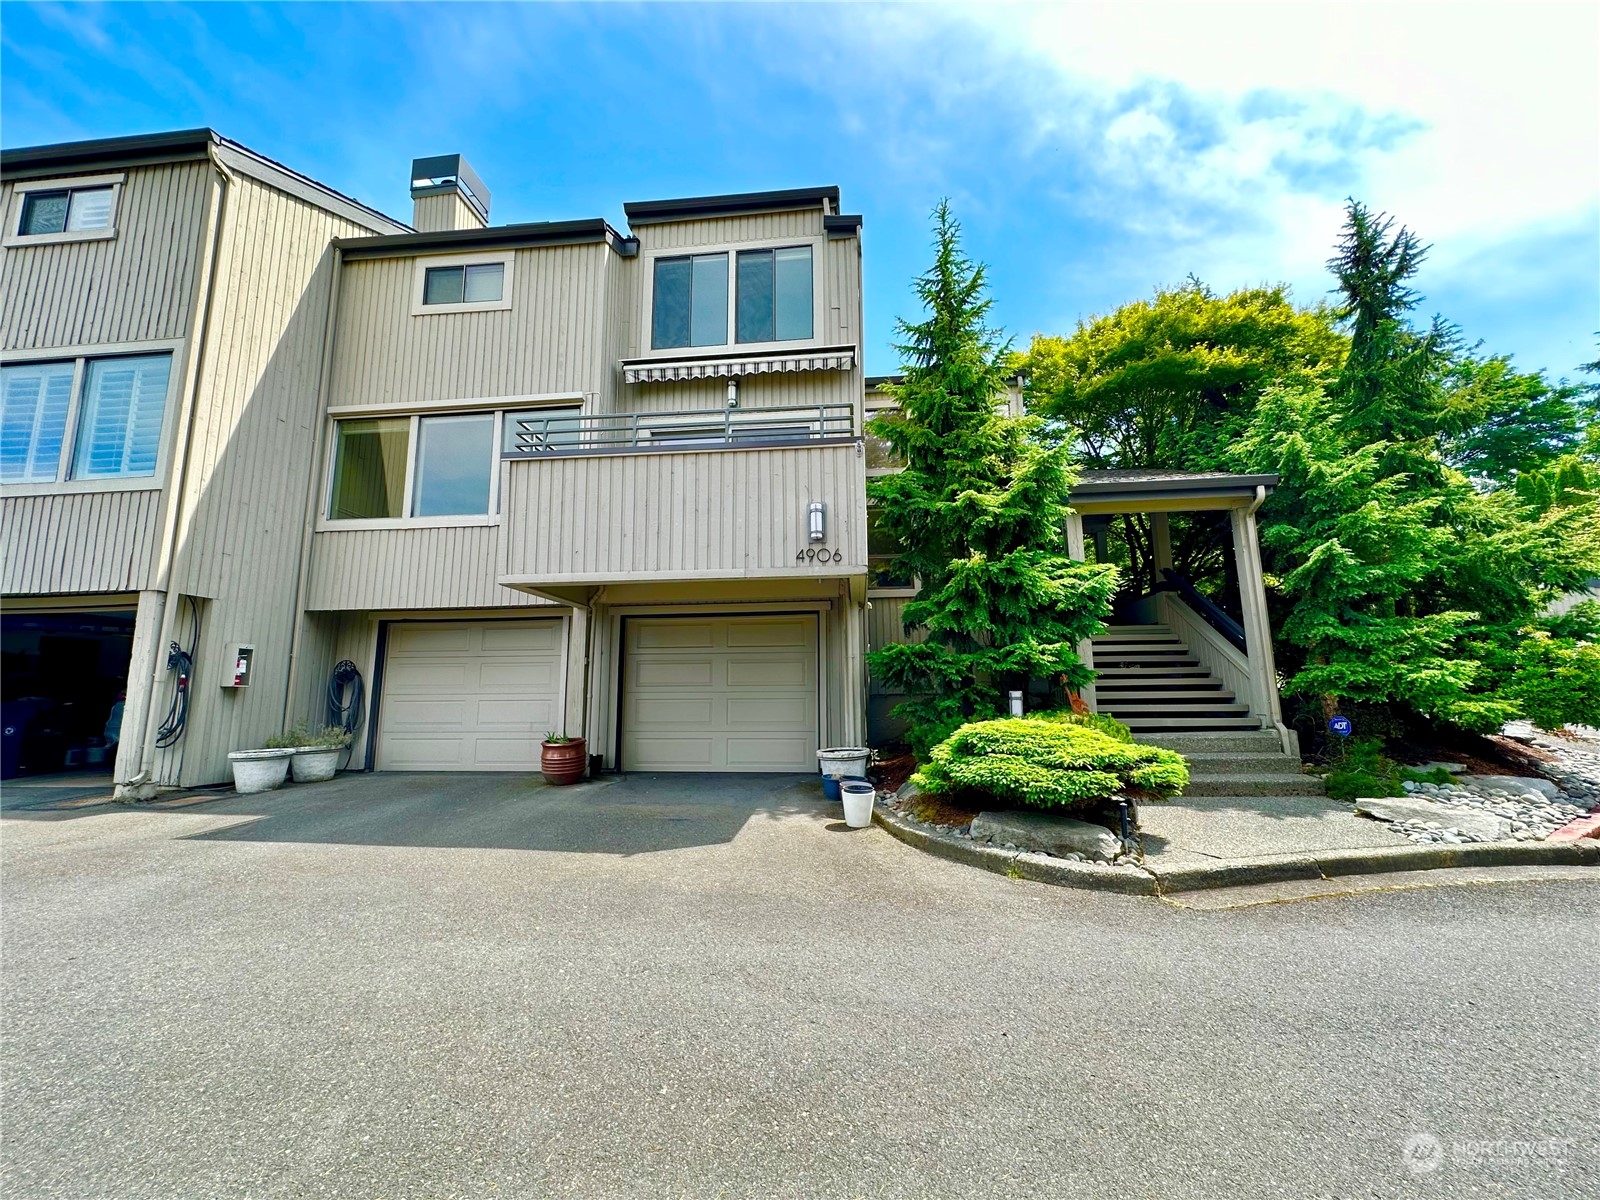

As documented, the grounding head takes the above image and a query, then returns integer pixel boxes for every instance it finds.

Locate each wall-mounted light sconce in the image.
[808,501,826,543]
[726,378,740,408]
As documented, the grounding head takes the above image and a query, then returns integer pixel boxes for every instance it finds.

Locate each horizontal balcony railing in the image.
[503,403,856,458]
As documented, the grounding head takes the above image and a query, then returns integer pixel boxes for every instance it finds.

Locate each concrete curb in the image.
[872,803,1600,897]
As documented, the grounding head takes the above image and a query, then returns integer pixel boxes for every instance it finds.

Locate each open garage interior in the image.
[375,619,567,771]
[620,613,820,772]
[2,605,136,780]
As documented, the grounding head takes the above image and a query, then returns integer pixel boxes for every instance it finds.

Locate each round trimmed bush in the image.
[911,717,1189,811]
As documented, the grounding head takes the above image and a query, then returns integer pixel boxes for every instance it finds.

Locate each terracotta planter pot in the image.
[540,737,587,786]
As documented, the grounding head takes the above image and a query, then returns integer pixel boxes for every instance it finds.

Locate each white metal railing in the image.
[503,403,856,457]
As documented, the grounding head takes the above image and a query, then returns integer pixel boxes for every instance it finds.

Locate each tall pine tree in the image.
[867,202,1118,753]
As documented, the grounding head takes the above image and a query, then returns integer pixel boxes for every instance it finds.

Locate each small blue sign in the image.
[1328,715,1353,737]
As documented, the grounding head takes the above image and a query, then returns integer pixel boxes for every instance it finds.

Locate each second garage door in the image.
[621,614,818,772]
[377,620,565,771]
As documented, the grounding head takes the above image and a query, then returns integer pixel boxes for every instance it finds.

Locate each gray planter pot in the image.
[228,749,293,794]
[290,747,343,783]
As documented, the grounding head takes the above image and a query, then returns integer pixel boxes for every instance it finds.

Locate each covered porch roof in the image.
[1068,470,1278,515]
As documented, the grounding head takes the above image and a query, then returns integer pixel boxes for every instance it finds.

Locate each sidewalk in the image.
[873,787,1599,896]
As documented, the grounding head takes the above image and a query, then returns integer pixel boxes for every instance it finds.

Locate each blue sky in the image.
[4,1,1596,378]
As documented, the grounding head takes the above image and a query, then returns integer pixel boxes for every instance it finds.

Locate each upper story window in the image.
[0,353,173,487]
[651,244,814,351]
[5,173,124,247]
[423,262,503,306]
[410,252,514,315]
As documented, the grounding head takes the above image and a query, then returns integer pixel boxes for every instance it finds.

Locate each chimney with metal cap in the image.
[410,154,490,232]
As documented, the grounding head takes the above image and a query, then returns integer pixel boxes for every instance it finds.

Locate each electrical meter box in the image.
[222,644,256,688]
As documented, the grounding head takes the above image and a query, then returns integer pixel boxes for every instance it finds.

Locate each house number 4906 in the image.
[796,547,843,564]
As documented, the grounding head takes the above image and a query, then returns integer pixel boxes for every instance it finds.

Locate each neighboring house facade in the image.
[2,131,868,791]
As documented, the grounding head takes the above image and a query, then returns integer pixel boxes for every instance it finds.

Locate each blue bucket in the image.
[824,774,868,801]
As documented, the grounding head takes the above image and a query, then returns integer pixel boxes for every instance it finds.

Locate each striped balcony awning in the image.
[623,346,856,385]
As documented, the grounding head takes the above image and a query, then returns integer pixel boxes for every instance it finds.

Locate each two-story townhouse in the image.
[1,130,407,793]
[294,163,869,775]
[4,132,870,791]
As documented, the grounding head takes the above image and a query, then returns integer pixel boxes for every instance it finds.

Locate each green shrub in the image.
[911,718,1189,811]
[1036,709,1135,743]
[1322,737,1453,801]
[265,723,352,750]
[1506,633,1600,731]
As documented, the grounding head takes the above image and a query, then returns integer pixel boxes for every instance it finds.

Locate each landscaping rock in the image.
[1354,796,1513,842]
[1466,775,1562,800]
[969,810,1121,861]
[895,781,922,803]
[1414,761,1468,775]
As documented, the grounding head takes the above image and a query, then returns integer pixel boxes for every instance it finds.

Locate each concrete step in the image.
[1095,666,1213,679]
[1182,752,1309,777]
[1101,701,1254,718]
[1136,730,1286,753]
[1120,715,1266,731]
[1182,773,1325,797]
[1092,689,1234,703]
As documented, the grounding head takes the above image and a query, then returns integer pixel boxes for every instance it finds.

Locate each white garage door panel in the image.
[622,615,818,773]
[378,620,565,771]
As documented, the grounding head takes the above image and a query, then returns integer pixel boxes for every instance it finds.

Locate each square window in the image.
[462,262,504,303]
[412,413,494,516]
[70,355,171,480]
[20,192,69,236]
[423,266,466,305]
[0,362,75,483]
[65,188,114,232]
[329,418,409,519]
[651,253,728,349]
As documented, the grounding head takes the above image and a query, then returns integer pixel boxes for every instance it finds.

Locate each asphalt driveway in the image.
[2,771,1596,1199]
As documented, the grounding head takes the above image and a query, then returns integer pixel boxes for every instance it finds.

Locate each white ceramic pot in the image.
[841,780,876,828]
[290,747,342,783]
[228,749,292,794]
[817,747,870,779]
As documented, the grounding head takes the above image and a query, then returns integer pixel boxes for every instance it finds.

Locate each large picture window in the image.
[412,413,494,516]
[0,353,173,486]
[329,417,410,520]
[651,244,815,351]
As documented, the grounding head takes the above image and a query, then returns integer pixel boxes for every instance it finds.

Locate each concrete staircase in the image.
[1092,625,1321,799]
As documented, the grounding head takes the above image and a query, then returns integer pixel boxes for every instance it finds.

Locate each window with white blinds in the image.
[0,352,173,486]
[0,362,74,483]
[71,356,171,479]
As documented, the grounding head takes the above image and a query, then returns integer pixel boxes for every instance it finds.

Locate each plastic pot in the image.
[228,749,292,794]
[290,747,342,783]
[817,747,870,779]
[824,773,869,802]
[841,780,876,828]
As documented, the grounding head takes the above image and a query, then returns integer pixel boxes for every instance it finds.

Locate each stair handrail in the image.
[1156,569,1248,655]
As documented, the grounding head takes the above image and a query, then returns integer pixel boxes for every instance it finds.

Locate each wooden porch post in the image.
[1065,511,1096,711]
[1229,500,1289,745]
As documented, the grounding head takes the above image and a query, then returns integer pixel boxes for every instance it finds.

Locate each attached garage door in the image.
[377,620,565,771]
[622,614,818,772]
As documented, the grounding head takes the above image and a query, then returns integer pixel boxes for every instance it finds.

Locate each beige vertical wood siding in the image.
[501,443,867,582]
[330,242,612,408]
[866,594,926,695]
[155,171,383,786]
[632,209,821,252]
[1,162,212,350]
[0,489,165,594]
[306,525,553,611]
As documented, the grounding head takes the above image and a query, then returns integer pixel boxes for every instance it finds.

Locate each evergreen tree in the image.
[868,202,1119,754]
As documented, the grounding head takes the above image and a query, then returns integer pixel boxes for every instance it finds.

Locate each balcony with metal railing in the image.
[497,402,867,596]
[502,402,856,458]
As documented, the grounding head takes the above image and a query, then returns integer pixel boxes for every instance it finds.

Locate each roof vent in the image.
[409,153,490,232]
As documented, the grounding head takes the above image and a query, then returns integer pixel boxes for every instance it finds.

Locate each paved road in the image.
[3,772,1596,1199]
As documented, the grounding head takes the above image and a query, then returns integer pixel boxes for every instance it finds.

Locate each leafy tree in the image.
[1440,353,1591,483]
[1022,281,1344,599]
[867,202,1119,754]
[1230,203,1600,732]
